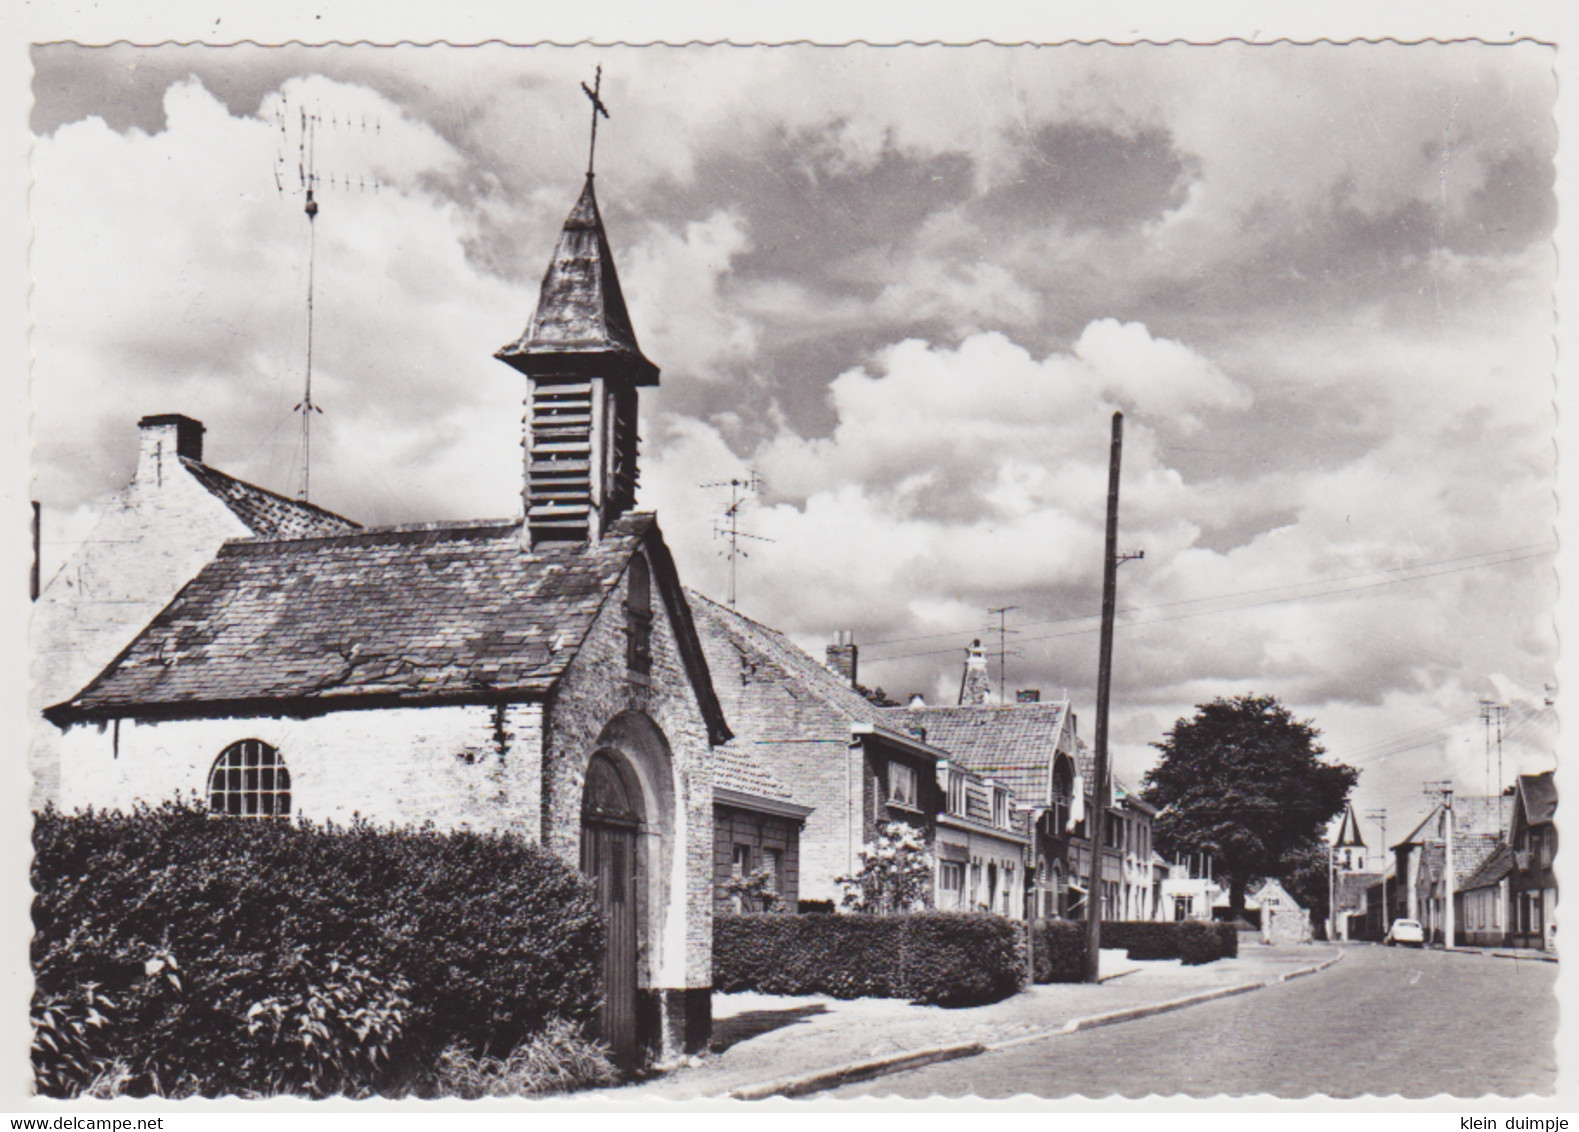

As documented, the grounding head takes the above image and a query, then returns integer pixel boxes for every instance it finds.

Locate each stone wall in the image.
[53,702,546,834]
[542,544,716,999]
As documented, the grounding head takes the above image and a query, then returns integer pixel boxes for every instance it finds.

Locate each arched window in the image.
[208,739,291,817]
[625,553,652,676]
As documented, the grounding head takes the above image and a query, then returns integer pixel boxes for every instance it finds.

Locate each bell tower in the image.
[495,69,659,546]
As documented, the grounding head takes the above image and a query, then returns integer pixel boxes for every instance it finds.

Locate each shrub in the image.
[1100,921,1183,960]
[1179,919,1224,966]
[714,912,1024,1007]
[32,800,603,1098]
[434,1019,616,1098]
[1216,921,1239,959]
[1031,920,1087,983]
[836,822,934,913]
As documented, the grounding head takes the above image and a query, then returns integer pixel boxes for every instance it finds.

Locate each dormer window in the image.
[626,553,652,676]
[993,787,1009,829]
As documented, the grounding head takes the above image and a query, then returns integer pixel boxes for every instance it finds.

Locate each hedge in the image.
[714,912,1023,1007]
[1217,922,1239,959]
[1091,921,1234,964]
[1179,919,1224,966]
[32,800,604,1098]
[1030,919,1087,983]
[1099,921,1184,960]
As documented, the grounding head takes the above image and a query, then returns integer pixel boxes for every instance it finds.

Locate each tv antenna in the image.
[701,470,772,607]
[1478,698,1506,799]
[986,605,1021,700]
[272,95,382,502]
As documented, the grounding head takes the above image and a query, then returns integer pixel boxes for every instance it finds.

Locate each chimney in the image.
[825,630,858,688]
[958,638,992,705]
[1017,689,1041,704]
[137,414,205,487]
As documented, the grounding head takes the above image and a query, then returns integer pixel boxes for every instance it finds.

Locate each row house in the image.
[1393,792,1511,946]
[1508,771,1557,950]
[1457,842,1514,947]
[688,594,1029,916]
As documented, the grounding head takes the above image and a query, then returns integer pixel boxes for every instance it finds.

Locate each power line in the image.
[859,541,1551,654]
[868,545,1552,662]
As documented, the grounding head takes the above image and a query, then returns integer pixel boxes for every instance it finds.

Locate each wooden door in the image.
[581,755,640,1070]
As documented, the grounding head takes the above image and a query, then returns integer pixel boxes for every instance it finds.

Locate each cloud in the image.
[30,43,1557,836]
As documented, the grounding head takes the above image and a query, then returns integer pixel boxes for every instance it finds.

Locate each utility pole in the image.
[1327,839,1336,942]
[1367,808,1388,933]
[1084,411,1126,984]
[1444,787,1456,950]
[1424,781,1456,948]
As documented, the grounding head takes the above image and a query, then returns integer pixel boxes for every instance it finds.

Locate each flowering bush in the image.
[836,822,934,913]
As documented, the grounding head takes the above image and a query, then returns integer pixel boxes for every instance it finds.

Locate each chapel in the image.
[46,162,728,1069]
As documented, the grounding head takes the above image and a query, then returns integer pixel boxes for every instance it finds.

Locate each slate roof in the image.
[1334,802,1366,848]
[1518,771,1557,826]
[48,513,729,744]
[1459,840,1514,893]
[881,703,1082,806]
[180,458,359,539]
[495,176,659,386]
[687,590,886,727]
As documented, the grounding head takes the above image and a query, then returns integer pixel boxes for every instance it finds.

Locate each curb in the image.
[721,948,1344,1100]
[1429,945,1559,964]
[726,1042,987,1100]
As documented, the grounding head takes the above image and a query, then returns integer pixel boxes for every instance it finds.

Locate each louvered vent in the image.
[608,385,640,514]
[528,382,593,541]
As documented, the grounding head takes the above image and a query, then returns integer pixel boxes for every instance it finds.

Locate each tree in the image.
[1142,694,1357,920]
[836,821,934,913]
[1277,839,1336,935]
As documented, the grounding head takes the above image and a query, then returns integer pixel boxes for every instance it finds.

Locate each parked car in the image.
[1385,918,1425,947]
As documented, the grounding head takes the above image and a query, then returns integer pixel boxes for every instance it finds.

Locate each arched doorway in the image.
[581,751,641,1069]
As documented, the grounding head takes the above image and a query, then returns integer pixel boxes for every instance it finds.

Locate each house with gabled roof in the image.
[1508,771,1557,950]
[30,413,359,810]
[45,165,729,1070]
[884,643,1158,922]
[1457,840,1514,947]
[1393,794,1508,945]
[712,742,812,915]
[688,593,1029,915]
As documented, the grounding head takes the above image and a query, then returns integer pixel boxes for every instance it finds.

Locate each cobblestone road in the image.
[830,945,1557,1100]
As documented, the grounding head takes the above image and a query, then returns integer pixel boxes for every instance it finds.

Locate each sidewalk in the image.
[600,943,1341,1100]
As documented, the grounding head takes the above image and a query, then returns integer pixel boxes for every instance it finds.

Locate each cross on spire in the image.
[582,65,610,176]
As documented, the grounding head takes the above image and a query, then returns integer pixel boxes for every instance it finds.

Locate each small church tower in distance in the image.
[495,68,658,546]
[1334,801,1367,872]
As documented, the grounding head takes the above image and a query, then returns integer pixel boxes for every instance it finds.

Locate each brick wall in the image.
[31,441,255,810]
[54,702,546,834]
[697,631,862,903]
[713,804,801,914]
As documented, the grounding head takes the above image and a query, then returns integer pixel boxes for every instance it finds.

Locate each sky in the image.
[27,42,1559,853]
